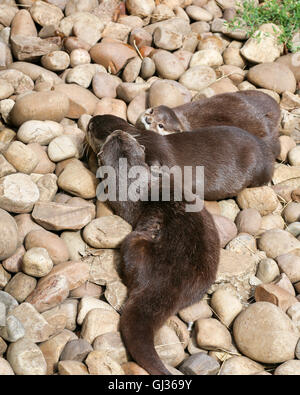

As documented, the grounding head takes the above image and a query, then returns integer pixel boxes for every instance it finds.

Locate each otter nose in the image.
[145,116,151,124]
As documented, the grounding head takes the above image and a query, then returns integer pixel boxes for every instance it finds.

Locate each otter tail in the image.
[120,298,171,375]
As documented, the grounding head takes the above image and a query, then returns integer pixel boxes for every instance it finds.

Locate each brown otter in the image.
[87,115,275,201]
[97,130,220,375]
[136,90,281,158]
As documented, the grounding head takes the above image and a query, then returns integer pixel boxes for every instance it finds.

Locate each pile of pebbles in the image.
[0,0,300,375]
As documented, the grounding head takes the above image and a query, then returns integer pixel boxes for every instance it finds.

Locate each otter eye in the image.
[158,123,164,129]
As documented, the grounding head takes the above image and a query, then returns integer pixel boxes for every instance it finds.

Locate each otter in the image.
[97,130,220,375]
[136,90,281,158]
[87,115,275,201]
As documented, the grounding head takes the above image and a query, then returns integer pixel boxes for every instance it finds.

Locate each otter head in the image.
[98,129,146,169]
[136,106,183,135]
[87,115,138,154]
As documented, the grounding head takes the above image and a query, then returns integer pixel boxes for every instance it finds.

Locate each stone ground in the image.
[0,0,300,375]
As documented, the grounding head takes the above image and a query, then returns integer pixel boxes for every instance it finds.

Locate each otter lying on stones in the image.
[136,90,281,158]
[97,130,220,375]
[87,115,275,201]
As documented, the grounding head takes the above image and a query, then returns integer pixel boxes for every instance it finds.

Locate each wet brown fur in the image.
[87,115,275,201]
[138,90,281,158]
[98,130,220,375]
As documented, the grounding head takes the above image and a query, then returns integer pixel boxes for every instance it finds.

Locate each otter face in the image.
[136,106,183,135]
[87,114,137,154]
[99,130,146,168]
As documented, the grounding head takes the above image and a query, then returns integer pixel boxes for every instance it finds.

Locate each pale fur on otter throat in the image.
[137,109,172,135]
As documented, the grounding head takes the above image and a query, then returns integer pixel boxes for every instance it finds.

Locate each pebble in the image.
[179,65,216,91]
[7,338,47,375]
[255,283,298,312]
[276,254,300,284]
[22,247,53,278]
[122,361,149,375]
[126,0,155,18]
[0,154,16,178]
[153,27,183,51]
[93,332,129,365]
[69,48,91,67]
[10,91,70,127]
[296,339,300,359]
[28,144,55,174]
[241,27,282,64]
[0,302,6,327]
[210,289,242,327]
[104,280,127,312]
[179,352,220,375]
[70,282,102,300]
[83,250,121,286]
[90,41,137,75]
[256,258,280,283]
[148,79,191,108]
[81,308,120,344]
[8,303,53,343]
[218,199,240,222]
[53,83,99,118]
[0,315,25,343]
[259,214,285,234]
[0,358,14,375]
[190,49,223,68]
[85,350,124,375]
[195,318,232,351]
[152,50,185,80]
[25,229,69,265]
[274,360,300,375]
[179,301,212,323]
[247,63,296,94]
[26,274,70,313]
[237,186,279,216]
[39,261,90,291]
[4,273,37,303]
[94,97,127,119]
[60,231,87,261]
[233,302,299,363]
[58,160,98,199]
[83,216,132,249]
[92,72,121,99]
[58,360,89,375]
[39,329,77,375]
[186,6,213,21]
[77,297,115,325]
[0,79,14,100]
[0,173,40,214]
[211,249,257,301]
[287,303,300,331]
[235,208,262,235]
[258,229,300,259]
[289,146,300,166]
[0,265,11,289]
[154,325,185,367]
[278,135,296,161]
[0,291,18,314]
[17,120,64,146]
[213,214,237,248]
[60,338,93,362]
[0,209,18,261]
[41,51,70,71]
[219,356,265,375]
